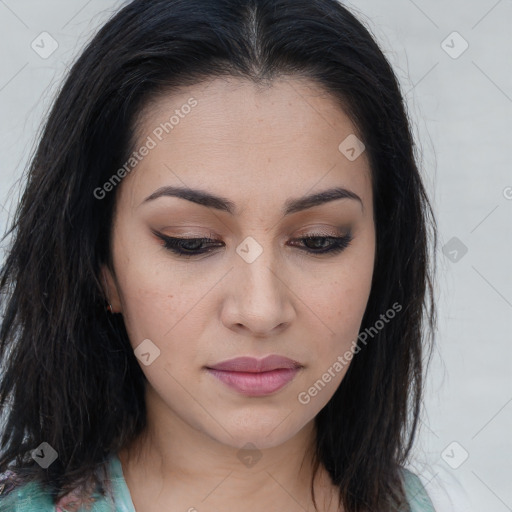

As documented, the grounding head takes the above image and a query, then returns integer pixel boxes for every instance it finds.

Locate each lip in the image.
[206,355,302,396]
[208,355,302,372]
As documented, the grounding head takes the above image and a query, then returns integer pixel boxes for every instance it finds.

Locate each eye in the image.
[154,234,223,258]
[289,234,353,255]
[152,231,353,258]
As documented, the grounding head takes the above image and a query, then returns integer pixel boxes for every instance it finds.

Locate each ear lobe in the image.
[100,264,122,312]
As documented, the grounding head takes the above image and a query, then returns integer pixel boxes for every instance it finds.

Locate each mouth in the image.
[205,355,303,396]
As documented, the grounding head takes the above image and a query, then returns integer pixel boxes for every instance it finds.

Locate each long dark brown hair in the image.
[0,1,437,510]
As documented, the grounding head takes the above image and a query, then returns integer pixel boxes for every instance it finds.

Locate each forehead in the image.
[122,76,372,215]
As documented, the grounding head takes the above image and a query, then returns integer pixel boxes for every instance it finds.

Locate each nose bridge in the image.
[227,235,293,332]
[236,236,282,305]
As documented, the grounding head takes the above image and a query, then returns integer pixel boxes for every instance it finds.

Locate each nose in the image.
[220,244,296,338]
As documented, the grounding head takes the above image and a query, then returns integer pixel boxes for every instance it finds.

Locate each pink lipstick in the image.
[206,355,302,396]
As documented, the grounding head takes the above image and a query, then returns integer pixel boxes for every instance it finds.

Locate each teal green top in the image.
[0,453,435,511]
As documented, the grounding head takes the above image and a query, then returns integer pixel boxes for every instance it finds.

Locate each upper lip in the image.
[207,355,302,373]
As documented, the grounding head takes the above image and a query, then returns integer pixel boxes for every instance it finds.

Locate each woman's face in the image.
[102,76,375,450]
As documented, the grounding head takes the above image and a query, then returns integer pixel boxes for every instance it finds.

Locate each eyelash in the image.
[154,231,353,258]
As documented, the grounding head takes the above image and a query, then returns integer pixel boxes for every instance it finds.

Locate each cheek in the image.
[300,256,374,363]
[293,269,373,409]
[116,270,210,399]
[111,241,202,351]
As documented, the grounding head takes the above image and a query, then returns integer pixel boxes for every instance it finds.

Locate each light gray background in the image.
[0,1,510,511]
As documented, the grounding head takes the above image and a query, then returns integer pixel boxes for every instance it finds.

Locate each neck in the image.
[118,387,340,511]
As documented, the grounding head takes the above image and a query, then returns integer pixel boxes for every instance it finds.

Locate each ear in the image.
[100,264,122,313]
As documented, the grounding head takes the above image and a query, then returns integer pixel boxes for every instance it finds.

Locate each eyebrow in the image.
[141,185,363,216]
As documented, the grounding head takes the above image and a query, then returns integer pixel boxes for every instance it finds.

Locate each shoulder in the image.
[0,474,114,512]
[0,477,55,511]
[0,453,130,512]
[403,462,474,512]
[401,467,436,512]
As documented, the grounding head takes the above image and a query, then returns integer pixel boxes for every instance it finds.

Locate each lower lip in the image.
[206,368,300,396]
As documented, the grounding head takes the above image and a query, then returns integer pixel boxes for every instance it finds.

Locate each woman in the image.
[0,0,438,510]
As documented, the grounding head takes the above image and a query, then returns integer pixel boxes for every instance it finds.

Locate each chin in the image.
[207,410,310,450]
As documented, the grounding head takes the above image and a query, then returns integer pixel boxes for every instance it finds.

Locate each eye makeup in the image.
[151,228,353,259]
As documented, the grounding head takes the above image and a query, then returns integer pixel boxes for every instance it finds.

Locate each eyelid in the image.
[151,227,219,239]
[152,229,353,259]
[293,226,347,238]
[151,225,350,242]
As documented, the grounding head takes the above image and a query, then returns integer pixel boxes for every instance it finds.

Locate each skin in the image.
[102,76,376,512]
